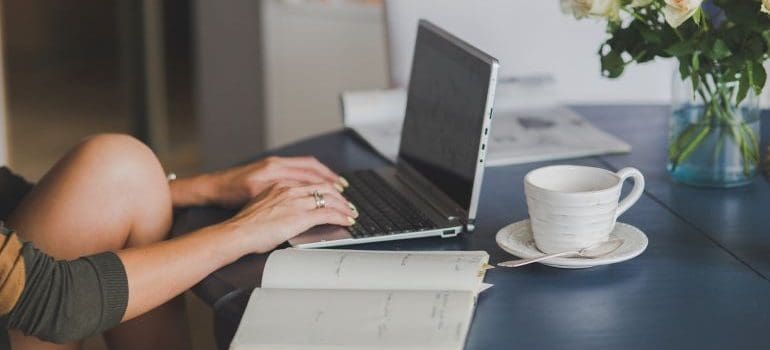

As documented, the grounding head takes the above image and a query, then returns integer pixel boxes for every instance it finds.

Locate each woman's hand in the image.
[224,182,357,253]
[170,156,349,208]
[117,181,357,322]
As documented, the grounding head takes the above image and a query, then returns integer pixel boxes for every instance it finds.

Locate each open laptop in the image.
[289,20,499,248]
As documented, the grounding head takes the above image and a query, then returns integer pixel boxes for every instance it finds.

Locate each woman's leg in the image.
[7,134,192,350]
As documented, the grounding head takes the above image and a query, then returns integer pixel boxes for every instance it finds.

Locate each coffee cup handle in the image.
[615,167,645,220]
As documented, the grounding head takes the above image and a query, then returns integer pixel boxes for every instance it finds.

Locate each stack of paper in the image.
[340,82,631,166]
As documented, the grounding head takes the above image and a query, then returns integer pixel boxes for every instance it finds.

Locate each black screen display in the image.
[398,22,493,211]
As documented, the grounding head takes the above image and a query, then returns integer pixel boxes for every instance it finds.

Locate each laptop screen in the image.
[397,21,494,211]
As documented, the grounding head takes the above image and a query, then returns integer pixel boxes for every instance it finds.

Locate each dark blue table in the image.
[172,106,770,350]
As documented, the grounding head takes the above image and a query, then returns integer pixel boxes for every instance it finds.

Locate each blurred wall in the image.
[3,0,119,82]
[0,5,7,165]
[193,0,388,170]
[194,0,265,171]
[2,0,125,177]
[384,0,672,104]
[1,0,196,178]
[261,0,388,148]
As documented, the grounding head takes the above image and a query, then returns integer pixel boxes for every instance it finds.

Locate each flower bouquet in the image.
[562,0,770,187]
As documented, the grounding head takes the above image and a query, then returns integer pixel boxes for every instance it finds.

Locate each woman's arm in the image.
[122,181,355,320]
[169,156,348,208]
[3,182,355,343]
[116,220,245,321]
[3,238,126,344]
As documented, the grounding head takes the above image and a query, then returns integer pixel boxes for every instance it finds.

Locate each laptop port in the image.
[442,230,459,238]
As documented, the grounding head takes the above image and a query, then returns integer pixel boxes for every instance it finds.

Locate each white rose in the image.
[630,0,654,7]
[561,0,593,19]
[662,0,704,28]
[762,0,770,15]
[590,0,621,21]
[560,0,620,21]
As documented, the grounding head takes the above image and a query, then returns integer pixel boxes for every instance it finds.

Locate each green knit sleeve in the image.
[5,241,129,343]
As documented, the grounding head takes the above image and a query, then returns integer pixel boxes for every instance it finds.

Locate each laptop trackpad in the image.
[289,225,353,246]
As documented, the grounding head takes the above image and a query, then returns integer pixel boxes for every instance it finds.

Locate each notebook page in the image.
[261,249,489,293]
[230,288,475,350]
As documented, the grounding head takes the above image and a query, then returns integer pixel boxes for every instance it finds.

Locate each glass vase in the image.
[667,70,761,188]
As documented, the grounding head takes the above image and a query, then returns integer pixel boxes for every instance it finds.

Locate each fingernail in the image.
[347,216,356,225]
[334,183,344,192]
[338,176,350,188]
[347,202,357,212]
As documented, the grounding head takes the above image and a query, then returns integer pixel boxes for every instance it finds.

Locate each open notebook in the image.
[230,249,492,350]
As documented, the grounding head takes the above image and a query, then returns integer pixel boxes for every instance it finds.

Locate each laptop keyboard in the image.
[342,170,437,238]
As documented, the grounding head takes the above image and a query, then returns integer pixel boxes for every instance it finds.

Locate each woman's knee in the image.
[7,134,172,260]
[72,134,161,177]
[67,134,173,245]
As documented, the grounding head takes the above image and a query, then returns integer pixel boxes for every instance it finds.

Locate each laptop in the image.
[289,19,499,248]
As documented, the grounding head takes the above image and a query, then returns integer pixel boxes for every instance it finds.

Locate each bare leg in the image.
[7,134,192,350]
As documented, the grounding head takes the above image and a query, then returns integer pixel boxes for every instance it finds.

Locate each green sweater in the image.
[0,167,129,347]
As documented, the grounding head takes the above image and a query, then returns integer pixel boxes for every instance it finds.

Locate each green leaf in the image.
[745,35,766,60]
[690,53,700,92]
[724,66,741,82]
[691,73,700,94]
[639,26,662,44]
[600,50,625,78]
[678,59,691,80]
[737,68,750,104]
[691,52,700,72]
[749,61,767,96]
[692,8,703,27]
[763,30,770,52]
[665,41,695,57]
[707,39,732,60]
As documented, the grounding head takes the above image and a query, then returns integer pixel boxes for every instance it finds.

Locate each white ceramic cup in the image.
[524,165,645,254]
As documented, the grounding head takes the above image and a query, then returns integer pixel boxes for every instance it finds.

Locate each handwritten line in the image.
[334,253,348,277]
[400,253,412,266]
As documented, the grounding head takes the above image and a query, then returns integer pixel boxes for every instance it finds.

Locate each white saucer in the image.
[495,219,648,269]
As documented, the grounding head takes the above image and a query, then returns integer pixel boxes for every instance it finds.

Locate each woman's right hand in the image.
[223,182,358,254]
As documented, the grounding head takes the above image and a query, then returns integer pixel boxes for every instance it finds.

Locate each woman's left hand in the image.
[170,156,348,208]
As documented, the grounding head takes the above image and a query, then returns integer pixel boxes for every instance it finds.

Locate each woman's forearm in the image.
[122,179,357,322]
[169,174,218,208]
[168,156,347,210]
[117,221,248,321]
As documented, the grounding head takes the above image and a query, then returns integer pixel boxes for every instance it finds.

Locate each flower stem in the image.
[675,123,712,167]
[669,72,760,177]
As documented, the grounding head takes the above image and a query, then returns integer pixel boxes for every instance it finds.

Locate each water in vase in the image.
[667,106,760,188]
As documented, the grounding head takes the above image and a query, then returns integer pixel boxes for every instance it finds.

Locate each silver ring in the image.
[312,190,326,209]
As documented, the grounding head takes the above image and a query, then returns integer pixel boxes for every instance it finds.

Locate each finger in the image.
[306,207,356,227]
[290,192,357,218]
[280,156,341,184]
[268,179,304,190]
[246,180,302,204]
[280,167,340,189]
[286,183,348,203]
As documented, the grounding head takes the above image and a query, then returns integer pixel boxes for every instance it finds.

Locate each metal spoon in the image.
[497,239,624,268]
